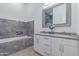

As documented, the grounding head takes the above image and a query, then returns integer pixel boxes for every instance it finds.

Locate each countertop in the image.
[35,33,78,40]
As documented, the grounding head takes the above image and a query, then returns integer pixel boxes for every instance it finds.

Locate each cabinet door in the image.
[34,35,40,52]
[39,42,52,56]
[62,39,78,56]
[62,45,78,56]
[51,37,56,56]
[39,36,52,56]
[52,38,63,56]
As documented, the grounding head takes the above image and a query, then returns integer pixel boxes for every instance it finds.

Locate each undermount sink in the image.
[48,32,54,34]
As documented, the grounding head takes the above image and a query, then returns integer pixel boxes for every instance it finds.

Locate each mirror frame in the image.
[42,3,71,28]
[42,6,53,28]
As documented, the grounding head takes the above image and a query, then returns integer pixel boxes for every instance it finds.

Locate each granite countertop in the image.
[35,33,78,40]
[0,36,32,43]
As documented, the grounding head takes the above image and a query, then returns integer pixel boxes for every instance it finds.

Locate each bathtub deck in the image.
[0,36,32,43]
[10,47,39,56]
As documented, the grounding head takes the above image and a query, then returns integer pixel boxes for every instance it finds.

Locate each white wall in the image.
[41,3,77,33]
[0,3,44,34]
[34,4,44,33]
[0,3,77,34]
[76,4,79,35]
[0,3,43,22]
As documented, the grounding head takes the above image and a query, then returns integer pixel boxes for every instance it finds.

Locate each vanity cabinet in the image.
[34,35,78,56]
[40,36,53,56]
[53,38,78,56]
[34,35,40,53]
[34,35,53,56]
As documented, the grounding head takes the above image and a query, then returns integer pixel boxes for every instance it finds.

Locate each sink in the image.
[48,32,54,34]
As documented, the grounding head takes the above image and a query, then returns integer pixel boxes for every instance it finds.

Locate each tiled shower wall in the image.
[0,19,34,56]
[0,18,34,39]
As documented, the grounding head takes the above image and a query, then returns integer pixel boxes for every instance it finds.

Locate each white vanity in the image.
[34,3,78,56]
[34,33,78,56]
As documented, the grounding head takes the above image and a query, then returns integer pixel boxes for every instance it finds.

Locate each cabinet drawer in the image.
[42,50,51,56]
[39,42,51,50]
[40,36,52,44]
[40,46,51,56]
[62,45,78,56]
[39,43,52,55]
[62,39,78,47]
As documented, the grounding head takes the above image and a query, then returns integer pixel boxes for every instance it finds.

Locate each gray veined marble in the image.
[0,18,34,56]
[0,37,33,56]
[0,18,34,39]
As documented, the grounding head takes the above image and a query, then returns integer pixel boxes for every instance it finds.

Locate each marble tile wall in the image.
[0,18,34,39]
[0,19,34,56]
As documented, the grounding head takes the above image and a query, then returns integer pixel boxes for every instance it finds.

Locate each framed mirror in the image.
[42,3,71,28]
[53,3,71,27]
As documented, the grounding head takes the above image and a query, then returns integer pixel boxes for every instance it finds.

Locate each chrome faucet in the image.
[49,25,55,32]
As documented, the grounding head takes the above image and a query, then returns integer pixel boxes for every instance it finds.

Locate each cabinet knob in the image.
[62,45,64,53]
[59,44,64,53]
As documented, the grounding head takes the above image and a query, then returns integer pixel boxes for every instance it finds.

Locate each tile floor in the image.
[10,47,39,56]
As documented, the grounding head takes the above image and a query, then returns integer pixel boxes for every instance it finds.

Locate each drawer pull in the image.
[44,44,49,46]
[44,38,50,39]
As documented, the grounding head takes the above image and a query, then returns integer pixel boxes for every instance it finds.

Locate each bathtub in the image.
[0,36,33,56]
